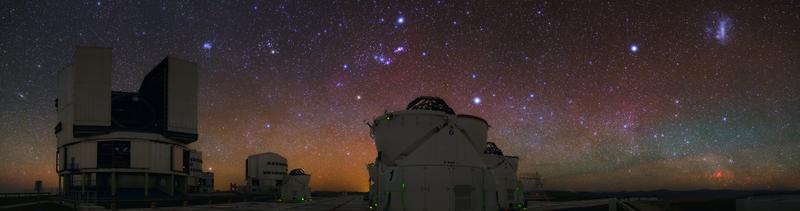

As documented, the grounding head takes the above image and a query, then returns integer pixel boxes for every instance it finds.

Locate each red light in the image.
[712,170,724,179]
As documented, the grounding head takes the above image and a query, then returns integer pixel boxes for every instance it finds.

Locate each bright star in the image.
[202,42,212,49]
[397,16,405,24]
[630,44,639,53]
[473,97,481,105]
[393,46,405,53]
[373,54,392,65]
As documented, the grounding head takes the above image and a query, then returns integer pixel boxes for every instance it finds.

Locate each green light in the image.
[301,197,305,201]
[401,182,406,190]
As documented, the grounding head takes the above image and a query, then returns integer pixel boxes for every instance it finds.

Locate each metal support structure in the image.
[169,174,174,196]
[144,173,149,197]
[111,172,117,196]
[81,173,86,193]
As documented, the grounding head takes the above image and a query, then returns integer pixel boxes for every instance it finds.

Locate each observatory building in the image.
[188,150,214,193]
[54,47,211,198]
[367,96,525,211]
[482,142,524,208]
[244,152,311,201]
[281,169,311,202]
[245,152,288,194]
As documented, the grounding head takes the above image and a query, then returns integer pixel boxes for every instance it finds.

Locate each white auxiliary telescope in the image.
[367,96,525,211]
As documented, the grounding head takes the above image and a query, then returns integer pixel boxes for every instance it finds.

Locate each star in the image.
[629,44,639,53]
[396,16,405,24]
[393,46,406,53]
[373,54,392,65]
[202,42,213,49]
[473,97,482,105]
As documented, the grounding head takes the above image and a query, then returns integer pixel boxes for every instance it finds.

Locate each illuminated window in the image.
[97,141,131,168]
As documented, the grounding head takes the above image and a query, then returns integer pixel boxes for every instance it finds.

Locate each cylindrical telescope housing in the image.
[456,114,489,153]
[371,110,450,165]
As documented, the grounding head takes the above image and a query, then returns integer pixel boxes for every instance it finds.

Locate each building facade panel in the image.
[166,58,198,134]
[72,47,112,127]
[130,141,150,168]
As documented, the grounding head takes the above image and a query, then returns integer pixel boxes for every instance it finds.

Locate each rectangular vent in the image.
[454,185,474,210]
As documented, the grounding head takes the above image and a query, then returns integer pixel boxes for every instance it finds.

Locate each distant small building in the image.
[245,152,288,194]
[198,172,214,193]
[281,169,310,202]
[188,150,214,193]
[244,152,311,202]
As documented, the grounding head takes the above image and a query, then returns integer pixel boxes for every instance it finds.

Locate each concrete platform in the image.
[527,198,611,210]
[120,196,366,211]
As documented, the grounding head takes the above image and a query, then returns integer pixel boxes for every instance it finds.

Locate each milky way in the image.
[1,1,799,192]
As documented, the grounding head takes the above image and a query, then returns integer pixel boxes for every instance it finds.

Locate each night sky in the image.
[1,1,799,192]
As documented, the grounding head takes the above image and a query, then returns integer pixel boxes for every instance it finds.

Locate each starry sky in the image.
[1,1,799,192]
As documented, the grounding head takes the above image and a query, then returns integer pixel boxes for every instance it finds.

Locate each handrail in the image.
[619,200,638,211]
[61,191,98,208]
[0,192,52,198]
